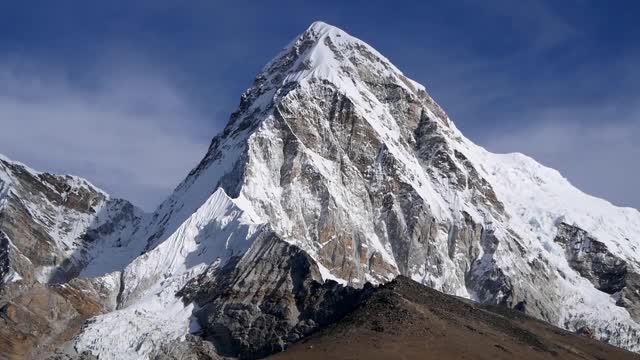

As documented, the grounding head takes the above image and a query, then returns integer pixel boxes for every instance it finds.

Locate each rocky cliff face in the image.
[0,278,115,359]
[179,234,373,359]
[555,222,640,321]
[104,21,639,353]
[3,21,640,359]
[0,155,143,359]
[0,156,144,288]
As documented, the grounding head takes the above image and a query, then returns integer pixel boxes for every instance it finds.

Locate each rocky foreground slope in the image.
[1,21,640,359]
[271,276,639,360]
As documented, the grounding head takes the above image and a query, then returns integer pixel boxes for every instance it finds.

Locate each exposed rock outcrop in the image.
[555,222,628,294]
[0,156,142,358]
[0,156,143,288]
[555,222,640,321]
[179,233,374,359]
[0,281,107,360]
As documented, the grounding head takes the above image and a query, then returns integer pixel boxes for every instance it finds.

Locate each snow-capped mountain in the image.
[0,154,147,358]
[2,21,639,359]
[0,154,144,288]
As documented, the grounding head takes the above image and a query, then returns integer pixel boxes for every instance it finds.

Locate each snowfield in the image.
[75,189,266,358]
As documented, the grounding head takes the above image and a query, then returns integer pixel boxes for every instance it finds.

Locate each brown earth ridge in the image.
[271,276,640,360]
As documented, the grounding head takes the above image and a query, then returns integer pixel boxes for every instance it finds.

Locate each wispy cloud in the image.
[0,59,209,210]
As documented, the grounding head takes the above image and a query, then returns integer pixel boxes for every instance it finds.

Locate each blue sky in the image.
[0,1,638,210]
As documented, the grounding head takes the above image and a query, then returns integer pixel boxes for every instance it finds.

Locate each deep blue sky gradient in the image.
[1,1,638,209]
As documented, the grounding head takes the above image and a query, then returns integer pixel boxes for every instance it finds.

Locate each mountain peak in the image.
[0,152,109,199]
[258,21,426,96]
[60,22,640,358]
[304,20,346,37]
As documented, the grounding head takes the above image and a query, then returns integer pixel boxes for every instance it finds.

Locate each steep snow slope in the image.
[74,21,640,356]
[469,148,640,266]
[74,189,266,359]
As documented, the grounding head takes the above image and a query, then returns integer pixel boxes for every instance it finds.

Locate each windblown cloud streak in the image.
[0,61,209,210]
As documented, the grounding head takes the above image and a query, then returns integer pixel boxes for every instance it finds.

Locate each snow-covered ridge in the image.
[0,153,109,198]
[118,188,264,306]
[461,143,640,271]
[0,153,145,284]
[268,21,425,93]
[75,188,267,359]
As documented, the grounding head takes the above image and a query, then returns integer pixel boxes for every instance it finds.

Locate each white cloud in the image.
[0,61,210,210]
